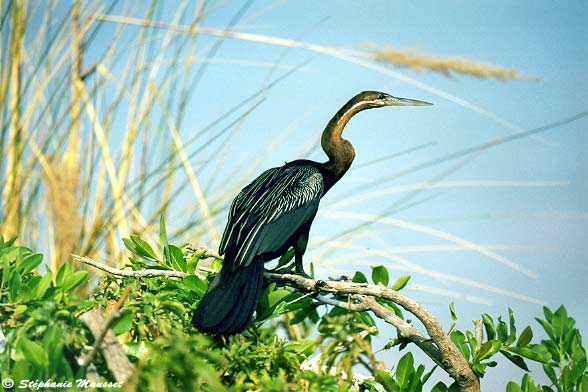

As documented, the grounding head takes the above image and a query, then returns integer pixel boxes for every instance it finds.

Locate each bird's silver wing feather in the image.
[219,167,283,255]
[218,165,324,268]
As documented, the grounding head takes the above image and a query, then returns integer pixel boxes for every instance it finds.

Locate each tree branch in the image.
[315,294,444,367]
[78,286,131,368]
[72,254,188,278]
[266,272,479,391]
[77,285,134,384]
[73,253,480,391]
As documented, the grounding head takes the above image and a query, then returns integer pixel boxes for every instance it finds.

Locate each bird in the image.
[192,91,432,335]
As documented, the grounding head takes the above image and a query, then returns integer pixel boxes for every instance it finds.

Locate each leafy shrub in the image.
[0,231,586,391]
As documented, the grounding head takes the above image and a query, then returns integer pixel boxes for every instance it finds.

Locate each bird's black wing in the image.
[219,165,324,268]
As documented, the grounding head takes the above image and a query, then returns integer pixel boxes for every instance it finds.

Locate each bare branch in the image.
[78,311,134,383]
[474,320,484,350]
[77,286,134,383]
[72,254,189,278]
[78,287,131,368]
[265,272,479,391]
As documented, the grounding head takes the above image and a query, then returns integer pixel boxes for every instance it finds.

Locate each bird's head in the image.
[353,90,432,109]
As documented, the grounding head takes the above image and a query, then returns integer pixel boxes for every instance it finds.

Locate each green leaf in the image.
[391,275,410,291]
[268,289,292,309]
[371,265,389,286]
[570,358,586,384]
[497,317,508,343]
[42,325,62,362]
[580,374,588,392]
[1,253,10,286]
[421,365,438,386]
[571,334,587,362]
[449,301,457,322]
[482,314,496,340]
[352,271,368,283]
[500,350,530,371]
[506,381,523,392]
[20,338,48,368]
[561,366,571,390]
[521,374,541,391]
[183,275,208,297]
[374,369,399,392]
[535,317,556,341]
[285,339,315,355]
[450,330,470,360]
[472,362,487,377]
[507,308,517,345]
[62,270,88,292]
[9,270,21,301]
[396,351,414,388]
[210,257,222,272]
[477,340,502,361]
[124,341,148,360]
[516,326,533,347]
[166,245,186,272]
[355,308,376,327]
[411,364,426,390]
[377,298,404,318]
[130,235,159,261]
[111,310,134,335]
[0,236,17,248]
[35,271,52,299]
[551,305,568,340]
[466,330,478,357]
[431,382,449,392]
[186,255,200,275]
[191,248,208,259]
[122,237,138,253]
[14,304,27,314]
[276,248,295,269]
[19,254,43,275]
[543,306,554,322]
[55,262,71,287]
[1,246,32,269]
[25,275,41,296]
[159,215,168,248]
[542,363,558,386]
[509,344,551,363]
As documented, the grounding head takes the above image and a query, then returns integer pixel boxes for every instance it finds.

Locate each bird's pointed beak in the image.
[383,95,433,107]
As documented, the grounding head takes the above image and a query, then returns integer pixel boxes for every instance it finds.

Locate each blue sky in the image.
[125,0,588,387]
[177,1,587,387]
[40,0,587,388]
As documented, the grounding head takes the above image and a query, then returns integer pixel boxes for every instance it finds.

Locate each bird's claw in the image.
[292,268,312,279]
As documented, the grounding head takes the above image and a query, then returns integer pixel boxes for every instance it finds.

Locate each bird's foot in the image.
[264,264,312,279]
[292,268,312,280]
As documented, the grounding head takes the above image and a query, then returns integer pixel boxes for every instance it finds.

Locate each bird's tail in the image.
[192,256,264,335]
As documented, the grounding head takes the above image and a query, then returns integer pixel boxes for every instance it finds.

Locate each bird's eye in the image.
[378,93,387,100]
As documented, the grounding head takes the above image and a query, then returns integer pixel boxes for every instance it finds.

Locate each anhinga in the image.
[192,91,431,335]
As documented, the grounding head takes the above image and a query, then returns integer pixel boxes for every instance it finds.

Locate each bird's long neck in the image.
[320,98,367,188]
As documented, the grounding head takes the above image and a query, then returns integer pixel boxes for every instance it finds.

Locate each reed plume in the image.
[370,47,538,81]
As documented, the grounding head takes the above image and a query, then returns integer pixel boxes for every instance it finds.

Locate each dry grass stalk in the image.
[320,209,538,279]
[68,0,82,178]
[43,156,82,272]
[2,1,26,239]
[370,47,538,81]
[87,12,533,133]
